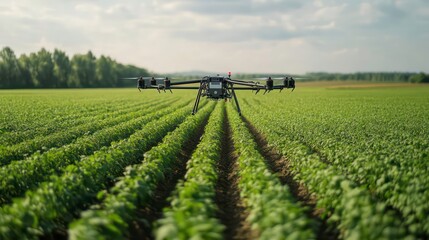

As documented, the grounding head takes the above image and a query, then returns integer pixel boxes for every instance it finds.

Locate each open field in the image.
[0,84,428,239]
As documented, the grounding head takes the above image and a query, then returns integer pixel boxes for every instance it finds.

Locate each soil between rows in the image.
[215,109,255,240]
[128,117,208,240]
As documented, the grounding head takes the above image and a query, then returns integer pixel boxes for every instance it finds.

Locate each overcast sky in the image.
[1,0,428,74]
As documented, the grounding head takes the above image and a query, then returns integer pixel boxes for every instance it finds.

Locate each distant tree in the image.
[409,72,429,83]
[52,49,71,87]
[28,48,55,88]
[304,72,416,82]
[115,63,149,87]
[0,47,21,88]
[0,46,152,88]
[18,54,34,88]
[70,51,96,87]
[96,55,118,87]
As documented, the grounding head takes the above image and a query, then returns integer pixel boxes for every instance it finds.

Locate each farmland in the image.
[0,84,428,240]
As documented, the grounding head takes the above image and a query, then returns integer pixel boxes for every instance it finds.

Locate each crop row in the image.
[0,97,152,146]
[0,98,165,165]
[273,107,429,235]
[153,102,225,240]
[246,94,429,237]
[68,102,215,240]
[226,104,315,239]
[0,99,185,205]
[0,99,198,239]
[242,100,411,239]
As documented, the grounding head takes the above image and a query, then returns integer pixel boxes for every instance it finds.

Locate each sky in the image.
[1,0,428,74]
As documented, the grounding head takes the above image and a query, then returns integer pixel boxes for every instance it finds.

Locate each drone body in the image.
[126,73,295,116]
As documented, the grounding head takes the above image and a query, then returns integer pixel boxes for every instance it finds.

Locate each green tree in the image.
[18,54,34,88]
[0,47,21,88]
[70,51,96,87]
[0,46,150,88]
[115,63,149,87]
[96,55,117,87]
[52,49,71,87]
[29,48,55,88]
[409,72,429,83]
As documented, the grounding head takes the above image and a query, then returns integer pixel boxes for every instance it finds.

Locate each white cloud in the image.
[314,4,346,20]
[0,0,428,73]
[359,2,383,24]
[306,21,336,30]
[332,48,359,55]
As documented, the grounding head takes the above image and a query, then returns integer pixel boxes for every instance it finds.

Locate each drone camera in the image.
[207,77,224,98]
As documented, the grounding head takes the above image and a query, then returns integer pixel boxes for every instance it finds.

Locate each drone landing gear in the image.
[191,83,241,116]
[192,83,205,115]
[230,86,241,116]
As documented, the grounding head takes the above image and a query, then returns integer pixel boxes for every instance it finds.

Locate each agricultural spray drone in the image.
[123,72,295,115]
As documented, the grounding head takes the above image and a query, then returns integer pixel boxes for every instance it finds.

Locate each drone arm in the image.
[170,79,202,85]
[228,79,258,84]
[229,86,265,90]
[226,79,262,88]
[144,85,201,89]
[169,86,201,89]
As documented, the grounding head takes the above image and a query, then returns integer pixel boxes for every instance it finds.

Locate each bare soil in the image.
[214,109,256,240]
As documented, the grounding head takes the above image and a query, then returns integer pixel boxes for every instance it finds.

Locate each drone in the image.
[123,72,295,116]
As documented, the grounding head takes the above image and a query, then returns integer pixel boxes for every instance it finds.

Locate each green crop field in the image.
[0,84,428,240]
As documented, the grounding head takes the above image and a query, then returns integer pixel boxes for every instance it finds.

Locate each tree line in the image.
[304,72,429,83]
[1,46,428,88]
[0,47,149,88]
[234,72,429,83]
